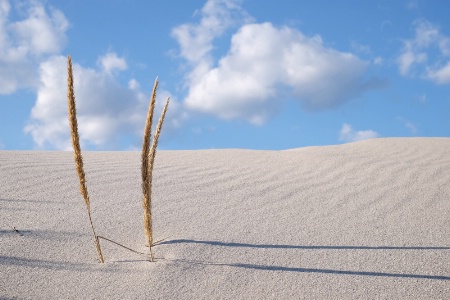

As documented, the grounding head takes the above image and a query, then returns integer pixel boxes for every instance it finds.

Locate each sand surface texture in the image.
[1,138,449,299]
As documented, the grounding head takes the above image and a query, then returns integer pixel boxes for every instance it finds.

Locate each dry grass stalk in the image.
[67,55,104,263]
[141,78,158,260]
[141,78,170,261]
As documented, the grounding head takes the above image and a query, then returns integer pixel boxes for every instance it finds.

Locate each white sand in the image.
[1,138,449,299]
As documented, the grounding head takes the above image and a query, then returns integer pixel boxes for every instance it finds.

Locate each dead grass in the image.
[141,77,170,261]
[67,56,170,263]
[67,55,104,263]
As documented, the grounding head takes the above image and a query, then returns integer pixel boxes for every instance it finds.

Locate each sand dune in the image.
[1,138,449,299]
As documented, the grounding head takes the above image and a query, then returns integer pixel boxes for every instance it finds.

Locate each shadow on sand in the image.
[159,239,450,251]
[159,239,450,281]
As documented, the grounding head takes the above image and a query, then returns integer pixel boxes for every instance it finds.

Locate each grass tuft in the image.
[67,56,169,263]
[67,55,105,263]
[141,77,170,261]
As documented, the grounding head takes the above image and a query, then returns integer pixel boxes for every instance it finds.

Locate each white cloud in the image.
[397,117,418,134]
[397,20,450,84]
[185,22,371,123]
[418,93,427,103]
[10,2,68,55]
[351,41,371,55]
[173,0,377,125]
[24,54,181,150]
[427,61,450,84]
[397,43,426,75]
[405,121,418,134]
[339,123,379,143]
[172,0,252,86]
[373,56,383,65]
[0,0,180,150]
[0,0,68,94]
[172,0,250,64]
[128,78,140,90]
[406,1,419,10]
[98,52,127,75]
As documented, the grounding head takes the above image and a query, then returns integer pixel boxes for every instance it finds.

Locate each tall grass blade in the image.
[67,55,104,263]
[141,78,158,260]
[141,78,170,261]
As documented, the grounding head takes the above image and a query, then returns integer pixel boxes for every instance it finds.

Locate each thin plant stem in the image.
[67,55,104,263]
[146,96,170,261]
[141,77,170,261]
[141,78,158,261]
[97,236,146,256]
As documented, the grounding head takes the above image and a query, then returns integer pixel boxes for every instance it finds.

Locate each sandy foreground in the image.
[1,138,449,299]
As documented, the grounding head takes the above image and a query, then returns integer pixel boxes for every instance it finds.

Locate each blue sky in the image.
[0,0,449,150]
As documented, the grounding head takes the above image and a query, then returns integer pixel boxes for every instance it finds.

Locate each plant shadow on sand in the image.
[160,239,450,281]
[0,255,141,274]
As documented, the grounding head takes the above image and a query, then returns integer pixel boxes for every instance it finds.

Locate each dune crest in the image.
[1,138,449,299]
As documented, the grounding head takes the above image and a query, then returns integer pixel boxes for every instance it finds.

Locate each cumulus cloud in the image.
[173,0,378,125]
[1,0,180,150]
[24,54,180,150]
[98,52,127,75]
[0,0,68,94]
[171,0,252,86]
[339,123,379,143]
[427,61,450,84]
[172,0,250,64]
[397,20,450,84]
